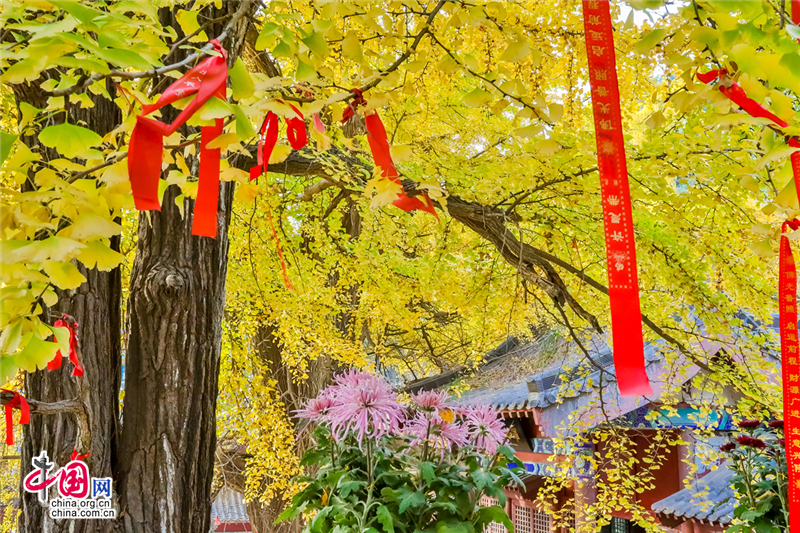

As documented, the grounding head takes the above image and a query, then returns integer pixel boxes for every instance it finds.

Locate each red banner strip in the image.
[2,389,30,446]
[792,139,800,209]
[48,317,83,377]
[583,0,651,397]
[363,112,438,219]
[780,219,800,532]
[793,0,800,43]
[128,40,228,237]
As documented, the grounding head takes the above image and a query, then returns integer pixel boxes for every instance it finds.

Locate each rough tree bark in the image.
[11,77,123,533]
[113,4,255,533]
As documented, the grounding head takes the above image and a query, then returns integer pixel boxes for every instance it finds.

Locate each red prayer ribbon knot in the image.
[583,0,651,397]
[128,40,229,238]
[341,88,367,123]
[2,389,30,446]
[48,315,83,377]
[697,69,790,128]
[780,218,800,531]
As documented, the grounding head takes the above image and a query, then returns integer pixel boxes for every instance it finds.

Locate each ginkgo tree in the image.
[1,0,799,532]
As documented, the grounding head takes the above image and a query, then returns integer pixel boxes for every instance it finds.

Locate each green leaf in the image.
[276,501,307,523]
[376,504,395,533]
[338,479,365,497]
[18,102,42,131]
[296,58,319,83]
[419,461,436,483]
[398,490,426,514]
[1,131,19,166]
[302,31,330,59]
[634,28,667,54]
[471,469,493,490]
[230,58,255,101]
[39,123,102,159]
[96,47,152,71]
[476,506,513,533]
[196,96,234,121]
[256,22,281,51]
[2,55,48,84]
[436,519,474,533]
[49,0,103,26]
[233,105,256,142]
[462,88,493,108]
[3,335,59,382]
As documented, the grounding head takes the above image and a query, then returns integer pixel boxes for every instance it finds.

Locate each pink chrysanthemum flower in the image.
[411,390,449,412]
[327,377,403,444]
[464,405,508,455]
[406,413,469,451]
[295,394,334,421]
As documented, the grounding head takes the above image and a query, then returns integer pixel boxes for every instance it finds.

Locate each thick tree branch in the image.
[1,390,82,415]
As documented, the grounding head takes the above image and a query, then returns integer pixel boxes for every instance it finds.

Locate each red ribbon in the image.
[128,40,228,237]
[48,316,83,377]
[583,0,651,397]
[793,0,800,43]
[341,88,367,124]
[363,112,438,218]
[792,139,800,209]
[249,105,308,181]
[2,389,30,446]
[780,218,800,532]
[697,69,789,128]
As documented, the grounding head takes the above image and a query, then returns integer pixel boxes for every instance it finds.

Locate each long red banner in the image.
[780,219,800,532]
[582,0,651,396]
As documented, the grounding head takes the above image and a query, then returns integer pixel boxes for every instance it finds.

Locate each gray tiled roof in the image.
[211,487,250,524]
[651,464,736,524]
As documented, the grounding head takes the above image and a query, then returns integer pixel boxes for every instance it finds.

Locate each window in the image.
[611,517,628,533]
[532,509,552,533]
[514,505,532,533]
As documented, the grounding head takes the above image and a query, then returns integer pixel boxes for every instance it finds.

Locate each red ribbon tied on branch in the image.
[780,218,800,531]
[128,40,229,238]
[364,112,438,218]
[697,69,789,128]
[47,315,83,377]
[249,104,308,181]
[2,389,30,446]
[582,0,651,397]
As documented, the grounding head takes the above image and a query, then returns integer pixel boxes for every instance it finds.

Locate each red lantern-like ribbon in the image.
[128,40,228,238]
[2,389,30,446]
[780,219,800,532]
[47,316,83,377]
[582,0,651,396]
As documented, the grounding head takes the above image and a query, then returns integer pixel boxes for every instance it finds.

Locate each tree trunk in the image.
[14,79,123,533]
[113,4,254,532]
